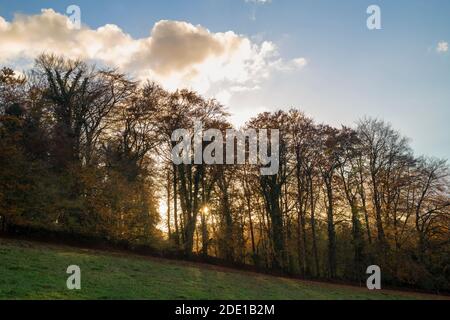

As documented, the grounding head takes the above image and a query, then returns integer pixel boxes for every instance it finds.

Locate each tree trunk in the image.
[201,211,208,256]
[309,176,320,277]
[325,178,337,279]
[372,176,387,247]
[247,196,257,262]
[357,161,372,245]
[166,170,172,240]
[172,164,180,246]
[295,161,307,277]
[351,203,364,282]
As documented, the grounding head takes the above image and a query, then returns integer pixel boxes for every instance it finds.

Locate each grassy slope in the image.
[0,238,445,300]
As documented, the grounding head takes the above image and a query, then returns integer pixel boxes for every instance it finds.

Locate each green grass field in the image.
[0,238,446,300]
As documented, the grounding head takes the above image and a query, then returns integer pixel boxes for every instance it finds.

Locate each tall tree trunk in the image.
[271,201,284,271]
[371,175,387,247]
[166,170,172,240]
[201,211,208,256]
[295,157,307,276]
[351,203,364,283]
[357,165,372,245]
[245,191,257,263]
[178,164,203,256]
[261,176,285,271]
[201,176,209,257]
[223,191,234,261]
[172,164,180,246]
[360,190,372,245]
[309,176,320,277]
[325,178,337,279]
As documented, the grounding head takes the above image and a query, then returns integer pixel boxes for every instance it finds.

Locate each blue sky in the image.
[0,0,449,159]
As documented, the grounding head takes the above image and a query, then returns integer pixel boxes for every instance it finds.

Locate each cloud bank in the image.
[0,9,305,102]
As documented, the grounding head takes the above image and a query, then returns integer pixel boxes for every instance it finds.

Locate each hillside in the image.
[0,238,446,300]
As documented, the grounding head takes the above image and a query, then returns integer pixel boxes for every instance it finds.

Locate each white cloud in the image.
[245,0,271,21]
[292,57,307,67]
[0,9,305,97]
[436,41,448,53]
[270,57,308,72]
[245,0,272,3]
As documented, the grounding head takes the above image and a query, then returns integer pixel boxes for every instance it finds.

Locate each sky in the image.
[0,0,449,159]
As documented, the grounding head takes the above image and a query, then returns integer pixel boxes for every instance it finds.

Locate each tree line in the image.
[0,55,449,292]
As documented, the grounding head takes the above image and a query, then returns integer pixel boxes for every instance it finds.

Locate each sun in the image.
[159,201,168,215]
